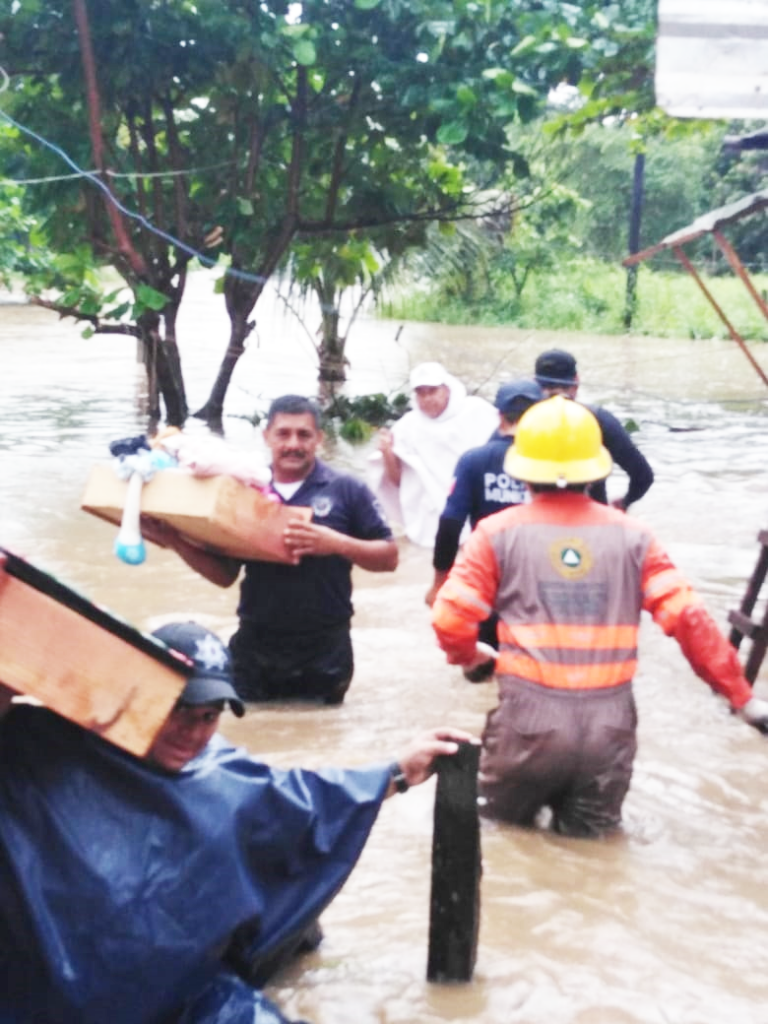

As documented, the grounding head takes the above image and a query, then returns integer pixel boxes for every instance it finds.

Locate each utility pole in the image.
[624,152,645,329]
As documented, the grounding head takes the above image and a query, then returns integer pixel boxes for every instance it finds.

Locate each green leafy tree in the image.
[182,0,562,424]
[700,136,768,274]
[2,0,659,427]
[498,182,586,301]
[1,0,234,423]
[280,235,386,384]
[0,184,49,289]
[554,122,725,264]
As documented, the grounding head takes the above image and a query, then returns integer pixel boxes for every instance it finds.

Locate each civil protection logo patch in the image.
[549,537,593,579]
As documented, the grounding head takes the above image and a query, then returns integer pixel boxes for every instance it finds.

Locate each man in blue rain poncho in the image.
[0,613,472,1024]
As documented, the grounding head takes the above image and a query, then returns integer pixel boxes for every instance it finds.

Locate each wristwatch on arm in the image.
[389,761,410,793]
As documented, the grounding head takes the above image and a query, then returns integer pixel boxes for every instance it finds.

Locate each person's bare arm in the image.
[425,569,449,607]
[282,517,398,572]
[378,429,402,486]
[141,517,241,587]
[384,727,480,798]
[428,513,464,605]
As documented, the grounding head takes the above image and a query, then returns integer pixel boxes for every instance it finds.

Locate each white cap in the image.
[409,362,450,389]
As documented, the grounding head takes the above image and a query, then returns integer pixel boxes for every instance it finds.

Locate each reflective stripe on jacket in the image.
[432,491,752,707]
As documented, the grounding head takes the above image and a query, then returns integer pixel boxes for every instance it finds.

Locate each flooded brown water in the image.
[3,280,768,1023]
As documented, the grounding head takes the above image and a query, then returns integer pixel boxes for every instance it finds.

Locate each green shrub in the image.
[383,260,768,342]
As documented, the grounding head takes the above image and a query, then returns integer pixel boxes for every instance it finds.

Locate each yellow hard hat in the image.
[504,395,612,486]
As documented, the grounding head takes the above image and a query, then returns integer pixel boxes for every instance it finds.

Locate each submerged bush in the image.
[322,391,411,443]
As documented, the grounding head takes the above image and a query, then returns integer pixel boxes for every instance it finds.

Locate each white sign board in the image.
[656,0,768,118]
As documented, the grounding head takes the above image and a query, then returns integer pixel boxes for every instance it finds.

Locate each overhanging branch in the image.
[30,296,141,337]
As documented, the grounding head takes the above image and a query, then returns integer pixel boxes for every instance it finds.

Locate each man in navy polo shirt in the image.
[157,395,398,704]
[426,379,541,681]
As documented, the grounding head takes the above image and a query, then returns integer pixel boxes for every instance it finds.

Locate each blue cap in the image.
[494,379,542,414]
[152,622,245,718]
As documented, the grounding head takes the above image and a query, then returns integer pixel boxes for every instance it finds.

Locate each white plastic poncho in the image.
[370,374,498,547]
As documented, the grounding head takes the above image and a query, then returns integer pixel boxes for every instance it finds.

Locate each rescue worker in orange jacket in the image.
[431,395,768,837]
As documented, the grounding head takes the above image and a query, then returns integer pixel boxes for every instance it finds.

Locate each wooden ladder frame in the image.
[728,529,768,684]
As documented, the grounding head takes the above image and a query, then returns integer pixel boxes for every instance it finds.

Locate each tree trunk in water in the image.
[140,329,160,424]
[158,303,188,428]
[317,288,348,385]
[194,280,259,432]
[138,311,188,429]
[193,340,243,434]
[318,302,347,384]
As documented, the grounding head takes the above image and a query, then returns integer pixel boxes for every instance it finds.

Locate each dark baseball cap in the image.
[534,349,578,387]
[152,621,245,717]
[494,379,542,414]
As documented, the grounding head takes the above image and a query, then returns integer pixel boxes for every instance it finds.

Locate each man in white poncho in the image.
[372,362,498,547]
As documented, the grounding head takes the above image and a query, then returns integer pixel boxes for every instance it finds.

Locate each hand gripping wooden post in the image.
[427,739,482,983]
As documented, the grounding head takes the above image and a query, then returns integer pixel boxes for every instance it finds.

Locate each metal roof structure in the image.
[625,189,768,260]
[624,190,768,386]
[723,128,768,151]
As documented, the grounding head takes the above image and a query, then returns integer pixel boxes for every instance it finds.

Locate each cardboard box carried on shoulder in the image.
[81,464,311,562]
[0,548,189,757]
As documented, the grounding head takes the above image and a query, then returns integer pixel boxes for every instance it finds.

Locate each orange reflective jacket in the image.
[432,492,751,709]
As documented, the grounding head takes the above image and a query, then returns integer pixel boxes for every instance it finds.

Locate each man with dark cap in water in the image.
[534,348,654,510]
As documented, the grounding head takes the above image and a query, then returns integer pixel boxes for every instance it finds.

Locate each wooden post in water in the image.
[427,740,481,983]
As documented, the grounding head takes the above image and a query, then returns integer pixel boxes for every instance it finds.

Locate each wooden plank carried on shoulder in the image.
[427,740,482,983]
[0,548,189,757]
[81,464,312,563]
